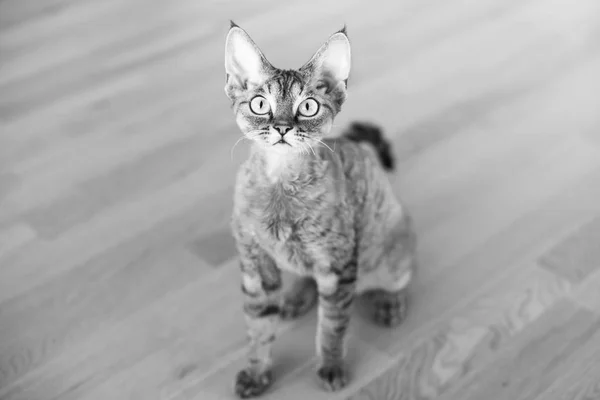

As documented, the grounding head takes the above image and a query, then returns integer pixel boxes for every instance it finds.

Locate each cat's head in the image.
[224,22,351,154]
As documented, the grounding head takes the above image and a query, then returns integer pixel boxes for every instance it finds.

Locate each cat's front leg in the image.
[314,258,358,392]
[234,239,282,398]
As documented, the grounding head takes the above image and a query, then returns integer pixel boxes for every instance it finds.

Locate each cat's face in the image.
[224,23,351,155]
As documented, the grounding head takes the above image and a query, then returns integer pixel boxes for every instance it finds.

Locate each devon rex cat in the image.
[224,22,417,398]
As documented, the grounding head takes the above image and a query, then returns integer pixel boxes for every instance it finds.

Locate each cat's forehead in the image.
[264,69,305,98]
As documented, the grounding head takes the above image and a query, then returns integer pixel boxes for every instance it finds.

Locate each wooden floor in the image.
[1,0,600,399]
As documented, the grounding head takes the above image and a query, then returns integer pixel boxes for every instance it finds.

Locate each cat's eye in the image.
[249,96,270,115]
[297,98,320,117]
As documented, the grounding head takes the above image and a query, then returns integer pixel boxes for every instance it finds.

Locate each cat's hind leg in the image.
[365,286,409,327]
[280,276,318,320]
[358,218,416,327]
[359,263,412,327]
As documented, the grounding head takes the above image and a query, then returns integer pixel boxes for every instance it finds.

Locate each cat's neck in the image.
[249,144,324,185]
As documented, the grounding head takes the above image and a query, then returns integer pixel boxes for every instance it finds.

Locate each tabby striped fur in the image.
[224,23,417,398]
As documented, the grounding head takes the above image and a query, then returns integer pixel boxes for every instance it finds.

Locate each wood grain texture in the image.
[0,224,36,259]
[539,216,600,283]
[531,323,600,400]
[187,226,237,267]
[1,0,600,399]
[572,269,600,313]
[349,267,575,400]
[0,257,238,400]
[437,301,599,400]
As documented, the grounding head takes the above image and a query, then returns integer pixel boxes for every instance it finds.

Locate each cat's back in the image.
[321,137,389,188]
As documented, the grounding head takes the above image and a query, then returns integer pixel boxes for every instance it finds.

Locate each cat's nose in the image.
[274,125,292,136]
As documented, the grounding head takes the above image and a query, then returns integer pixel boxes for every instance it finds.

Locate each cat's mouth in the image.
[273,139,291,146]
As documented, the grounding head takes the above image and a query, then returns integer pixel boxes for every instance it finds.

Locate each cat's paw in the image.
[234,368,273,398]
[316,363,348,392]
[369,289,409,327]
[280,278,318,320]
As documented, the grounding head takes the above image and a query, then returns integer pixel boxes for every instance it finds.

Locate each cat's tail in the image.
[343,122,395,171]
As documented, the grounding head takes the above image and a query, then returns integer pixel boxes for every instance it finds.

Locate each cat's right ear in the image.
[224,22,273,99]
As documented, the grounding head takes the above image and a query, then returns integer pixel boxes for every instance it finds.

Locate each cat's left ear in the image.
[301,27,351,91]
[224,22,273,97]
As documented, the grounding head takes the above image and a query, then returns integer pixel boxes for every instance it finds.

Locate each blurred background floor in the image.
[1,0,600,399]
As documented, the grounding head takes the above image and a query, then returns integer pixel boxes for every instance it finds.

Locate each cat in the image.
[224,22,417,398]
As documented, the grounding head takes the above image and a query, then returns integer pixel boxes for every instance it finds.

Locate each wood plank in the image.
[0,257,238,400]
[0,116,233,225]
[0,244,206,390]
[0,182,232,303]
[348,265,574,400]
[531,325,600,400]
[22,133,209,239]
[1,0,600,399]
[0,172,19,202]
[186,225,237,268]
[572,269,600,313]
[555,376,600,400]
[0,173,235,304]
[339,0,600,135]
[440,302,599,400]
[22,189,105,239]
[539,216,600,283]
[399,45,600,224]
[0,224,36,259]
[354,301,598,400]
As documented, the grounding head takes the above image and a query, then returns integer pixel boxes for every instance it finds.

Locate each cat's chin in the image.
[254,141,304,156]
[269,145,303,157]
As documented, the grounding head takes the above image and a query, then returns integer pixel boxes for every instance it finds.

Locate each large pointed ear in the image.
[301,27,351,92]
[224,22,273,97]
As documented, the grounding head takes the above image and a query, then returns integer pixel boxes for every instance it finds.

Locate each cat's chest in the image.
[236,182,331,273]
[245,184,313,242]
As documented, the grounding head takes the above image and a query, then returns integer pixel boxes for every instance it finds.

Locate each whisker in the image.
[301,143,311,157]
[298,143,308,156]
[230,136,249,160]
[246,129,268,138]
[306,142,317,157]
[232,129,269,159]
[315,139,335,153]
